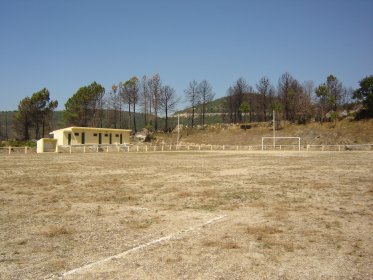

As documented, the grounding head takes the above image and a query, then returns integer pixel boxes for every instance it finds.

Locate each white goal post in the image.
[261,137,301,151]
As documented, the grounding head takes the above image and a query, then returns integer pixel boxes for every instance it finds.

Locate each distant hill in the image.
[177,96,227,114]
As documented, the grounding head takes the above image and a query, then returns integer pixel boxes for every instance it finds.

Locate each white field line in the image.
[54,215,226,279]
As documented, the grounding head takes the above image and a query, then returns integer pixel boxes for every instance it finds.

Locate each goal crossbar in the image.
[261,137,301,151]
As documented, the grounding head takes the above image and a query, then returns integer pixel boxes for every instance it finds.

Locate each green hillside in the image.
[177,96,227,114]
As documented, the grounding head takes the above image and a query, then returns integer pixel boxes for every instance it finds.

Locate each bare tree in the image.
[256,76,272,121]
[302,80,315,101]
[197,80,214,126]
[294,89,313,123]
[326,75,343,113]
[184,80,200,128]
[341,86,354,109]
[278,72,294,121]
[129,77,139,132]
[233,78,249,122]
[225,87,235,123]
[121,80,132,129]
[140,75,150,126]
[278,72,305,122]
[160,85,180,131]
[118,82,124,128]
[108,84,121,128]
[148,74,162,130]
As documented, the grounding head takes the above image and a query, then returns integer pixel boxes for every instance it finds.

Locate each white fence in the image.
[56,144,263,153]
[1,143,372,155]
[0,146,36,154]
[56,143,373,153]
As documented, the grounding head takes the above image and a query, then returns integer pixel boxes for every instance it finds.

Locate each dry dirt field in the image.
[1,151,372,280]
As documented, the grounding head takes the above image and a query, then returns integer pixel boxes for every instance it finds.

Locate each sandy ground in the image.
[0,151,372,280]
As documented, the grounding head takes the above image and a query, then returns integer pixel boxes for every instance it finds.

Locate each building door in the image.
[99,133,102,144]
[120,134,123,144]
[109,133,112,144]
[81,132,85,144]
[68,133,72,145]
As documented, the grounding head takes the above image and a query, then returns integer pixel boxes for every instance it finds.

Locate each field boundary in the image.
[1,143,373,155]
[46,215,226,279]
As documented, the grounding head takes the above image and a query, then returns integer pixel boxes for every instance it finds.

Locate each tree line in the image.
[4,73,373,141]
[224,73,372,125]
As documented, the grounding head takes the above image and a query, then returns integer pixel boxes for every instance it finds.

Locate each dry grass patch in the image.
[245,225,283,235]
[42,225,74,238]
[120,217,161,230]
[202,238,240,250]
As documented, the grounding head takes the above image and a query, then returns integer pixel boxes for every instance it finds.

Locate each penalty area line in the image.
[52,215,227,278]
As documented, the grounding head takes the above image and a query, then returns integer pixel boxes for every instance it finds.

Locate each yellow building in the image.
[50,127,131,146]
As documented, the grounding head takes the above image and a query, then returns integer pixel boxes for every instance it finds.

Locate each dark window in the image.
[115,134,119,137]
[74,132,79,136]
[93,133,98,136]
[105,134,108,137]
[81,132,85,144]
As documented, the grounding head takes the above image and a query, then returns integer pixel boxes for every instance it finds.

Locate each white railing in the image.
[1,143,372,155]
[305,144,373,151]
[57,144,130,154]
[55,143,373,153]
[0,146,36,154]
[262,137,301,151]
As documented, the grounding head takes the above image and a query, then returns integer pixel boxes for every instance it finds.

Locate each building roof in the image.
[50,127,132,134]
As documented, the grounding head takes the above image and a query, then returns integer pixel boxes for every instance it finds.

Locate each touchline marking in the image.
[55,215,227,278]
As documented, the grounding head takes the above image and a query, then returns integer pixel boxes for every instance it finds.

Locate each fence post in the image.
[97,146,99,153]
[106,146,109,152]
[154,146,156,152]
[83,146,86,153]
[117,146,120,152]
[162,145,164,151]
[223,145,225,150]
[25,146,27,154]
[188,145,190,150]
[211,145,213,150]
[338,145,341,151]
[8,146,11,154]
[199,145,201,151]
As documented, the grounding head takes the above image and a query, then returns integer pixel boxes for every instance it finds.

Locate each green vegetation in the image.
[0,140,36,147]
[64,82,105,127]
[14,88,58,140]
[354,76,373,119]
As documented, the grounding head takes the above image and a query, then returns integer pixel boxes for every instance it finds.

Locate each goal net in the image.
[261,137,301,151]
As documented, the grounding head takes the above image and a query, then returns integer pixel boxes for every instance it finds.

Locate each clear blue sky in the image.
[0,0,372,111]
